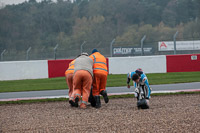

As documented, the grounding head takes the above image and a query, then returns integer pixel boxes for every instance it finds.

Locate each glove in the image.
[135,88,139,93]
[134,92,138,98]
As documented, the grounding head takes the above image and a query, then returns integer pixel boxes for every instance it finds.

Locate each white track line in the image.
[107,89,200,96]
[0,95,69,102]
[0,89,200,102]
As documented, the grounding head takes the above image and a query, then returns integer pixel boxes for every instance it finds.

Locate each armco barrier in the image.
[106,58,109,74]
[1,54,200,81]
[48,58,109,78]
[166,54,200,72]
[48,59,73,78]
[108,55,167,74]
[0,60,48,80]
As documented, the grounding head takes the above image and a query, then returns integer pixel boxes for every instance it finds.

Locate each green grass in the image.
[0,77,67,93]
[0,98,68,105]
[147,72,200,84]
[0,91,199,105]
[0,72,200,93]
[107,71,200,86]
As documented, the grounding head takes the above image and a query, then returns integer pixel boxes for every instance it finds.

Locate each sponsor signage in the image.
[113,47,152,55]
[158,40,200,51]
[191,55,197,60]
[113,47,133,55]
[133,48,152,54]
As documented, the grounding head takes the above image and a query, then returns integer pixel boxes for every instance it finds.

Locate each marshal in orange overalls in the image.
[90,52,108,96]
[73,70,93,104]
[72,53,93,109]
[65,60,75,100]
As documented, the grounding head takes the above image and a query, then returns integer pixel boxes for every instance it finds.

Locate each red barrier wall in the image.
[48,58,109,78]
[166,54,200,72]
[106,58,109,74]
[48,59,73,78]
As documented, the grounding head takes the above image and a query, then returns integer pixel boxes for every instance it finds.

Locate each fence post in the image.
[26,47,31,60]
[54,44,59,60]
[1,49,6,61]
[141,35,146,56]
[41,47,45,60]
[80,41,86,54]
[110,39,115,57]
[173,31,178,55]
[96,42,101,47]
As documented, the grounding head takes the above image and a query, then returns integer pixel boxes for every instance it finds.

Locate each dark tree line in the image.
[0,0,199,58]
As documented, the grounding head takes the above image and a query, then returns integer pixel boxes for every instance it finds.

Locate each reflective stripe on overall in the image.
[65,60,75,75]
[92,54,108,75]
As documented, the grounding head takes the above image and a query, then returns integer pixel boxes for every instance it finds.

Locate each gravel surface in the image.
[0,94,200,133]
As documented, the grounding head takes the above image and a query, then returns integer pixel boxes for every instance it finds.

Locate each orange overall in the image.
[73,70,93,103]
[90,52,108,96]
[65,60,75,100]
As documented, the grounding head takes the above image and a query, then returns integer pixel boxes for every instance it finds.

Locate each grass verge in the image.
[0,91,199,105]
[1,71,200,93]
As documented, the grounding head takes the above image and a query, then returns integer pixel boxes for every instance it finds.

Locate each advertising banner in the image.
[113,47,133,55]
[113,47,152,55]
[158,40,200,51]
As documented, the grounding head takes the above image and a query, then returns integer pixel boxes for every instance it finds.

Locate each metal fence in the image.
[1,33,200,61]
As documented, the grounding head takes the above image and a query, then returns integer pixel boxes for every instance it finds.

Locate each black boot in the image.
[74,96,79,107]
[69,100,76,107]
[88,88,96,107]
[94,96,101,108]
[100,90,109,103]
[90,96,96,107]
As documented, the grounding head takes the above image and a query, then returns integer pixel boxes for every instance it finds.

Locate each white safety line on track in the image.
[0,89,200,102]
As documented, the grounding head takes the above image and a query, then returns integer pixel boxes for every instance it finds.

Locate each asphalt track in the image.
[0,82,200,101]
